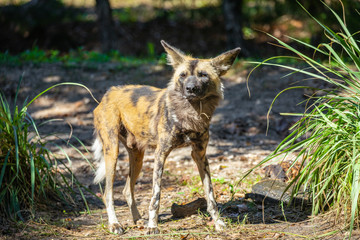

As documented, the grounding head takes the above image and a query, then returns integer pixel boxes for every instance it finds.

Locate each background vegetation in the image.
[1,0,360,59]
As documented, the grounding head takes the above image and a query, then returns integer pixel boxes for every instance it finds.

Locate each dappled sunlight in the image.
[43,75,61,83]
[32,98,91,119]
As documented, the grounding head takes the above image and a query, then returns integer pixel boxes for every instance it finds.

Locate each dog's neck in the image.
[166,90,221,133]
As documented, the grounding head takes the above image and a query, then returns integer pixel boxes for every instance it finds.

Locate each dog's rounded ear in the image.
[211,48,241,76]
[161,40,185,68]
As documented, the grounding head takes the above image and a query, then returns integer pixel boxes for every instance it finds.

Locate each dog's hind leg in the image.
[191,135,226,232]
[123,148,144,223]
[101,132,123,234]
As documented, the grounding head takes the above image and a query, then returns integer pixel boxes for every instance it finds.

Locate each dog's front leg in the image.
[191,136,226,232]
[147,144,171,234]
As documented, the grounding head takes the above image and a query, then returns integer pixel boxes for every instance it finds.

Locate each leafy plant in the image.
[0,76,96,220]
[247,1,360,237]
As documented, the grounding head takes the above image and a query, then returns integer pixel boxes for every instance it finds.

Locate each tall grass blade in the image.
[26,82,99,108]
[30,152,35,205]
[0,151,10,192]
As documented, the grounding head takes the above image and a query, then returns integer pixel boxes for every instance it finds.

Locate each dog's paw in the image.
[147,227,160,235]
[109,223,124,235]
[214,219,226,232]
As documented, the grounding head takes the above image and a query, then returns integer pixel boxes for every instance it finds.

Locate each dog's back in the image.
[94,85,167,149]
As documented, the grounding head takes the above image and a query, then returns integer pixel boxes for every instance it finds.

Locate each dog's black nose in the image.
[185,77,200,94]
[186,83,198,93]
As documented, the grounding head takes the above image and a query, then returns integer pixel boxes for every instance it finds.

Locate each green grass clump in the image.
[0,77,93,220]
[247,1,360,237]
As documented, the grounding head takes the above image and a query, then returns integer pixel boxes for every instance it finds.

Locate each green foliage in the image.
[0,47,163,68]
[20,47,61,63]
[248,2,360,237]
[0,76,93,220]
[113,8,139,23]
[147,42,155,58]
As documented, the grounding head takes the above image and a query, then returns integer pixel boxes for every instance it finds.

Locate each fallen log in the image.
[171,198,207,218]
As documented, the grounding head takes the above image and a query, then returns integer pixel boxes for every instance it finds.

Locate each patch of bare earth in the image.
[1,63,359,239]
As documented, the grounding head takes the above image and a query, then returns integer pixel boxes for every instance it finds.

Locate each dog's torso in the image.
[94,84,221,151]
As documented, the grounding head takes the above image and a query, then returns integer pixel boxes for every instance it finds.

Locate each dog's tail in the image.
[92,136,106,184]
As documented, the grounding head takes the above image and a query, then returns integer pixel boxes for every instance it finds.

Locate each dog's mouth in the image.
[183,91,207,101]
[183,86,206,101]
[184,93,199,100]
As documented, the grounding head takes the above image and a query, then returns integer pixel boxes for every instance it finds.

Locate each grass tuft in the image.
[0,75,93,220]
[246,1,360,237]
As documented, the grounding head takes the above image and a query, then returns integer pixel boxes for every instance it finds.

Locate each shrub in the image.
[247,1,360,237]
[0,77,94,219]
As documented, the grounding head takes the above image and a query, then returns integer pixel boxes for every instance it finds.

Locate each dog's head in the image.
[161,40,240,101]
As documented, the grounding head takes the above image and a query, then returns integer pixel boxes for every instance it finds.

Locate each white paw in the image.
[215,219,226,232]
[147,227,160,234]
[109,223,124,234]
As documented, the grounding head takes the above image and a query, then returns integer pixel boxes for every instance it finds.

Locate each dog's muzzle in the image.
[184,76,204,100]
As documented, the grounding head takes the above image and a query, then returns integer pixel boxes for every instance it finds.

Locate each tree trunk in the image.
[95,0,117,52]
[222,0,248,57]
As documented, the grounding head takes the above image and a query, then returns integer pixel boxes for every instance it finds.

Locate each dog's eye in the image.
[198,71,208,78]
[180,72,186,78]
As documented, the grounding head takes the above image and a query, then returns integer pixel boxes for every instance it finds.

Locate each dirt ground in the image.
[1,61,358,239]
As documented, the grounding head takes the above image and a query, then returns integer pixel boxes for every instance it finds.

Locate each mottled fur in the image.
[92,40,240,234]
